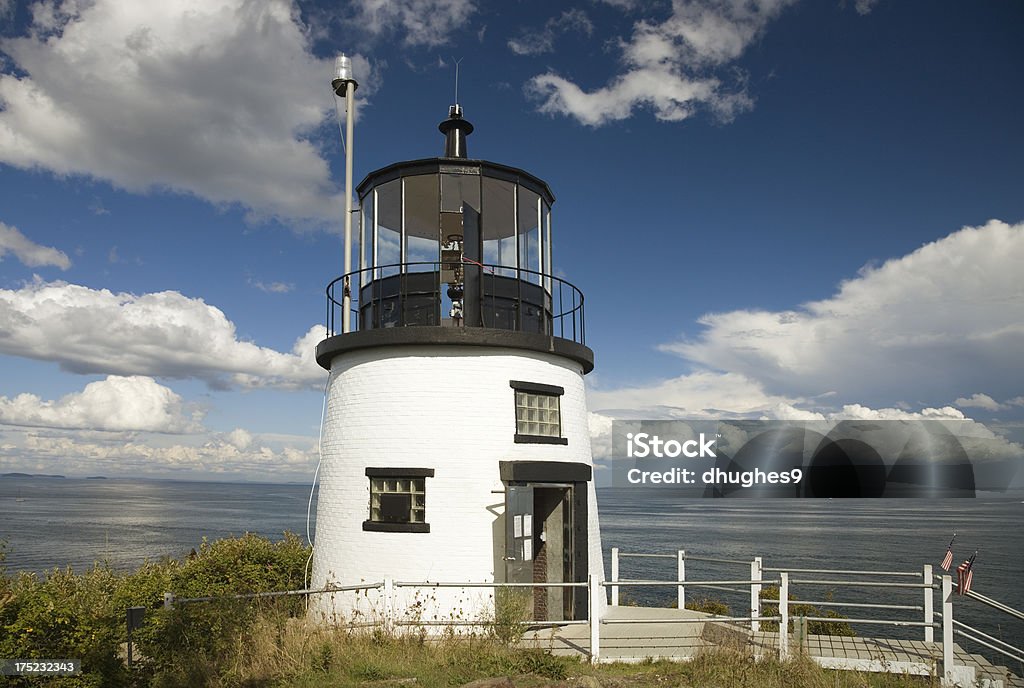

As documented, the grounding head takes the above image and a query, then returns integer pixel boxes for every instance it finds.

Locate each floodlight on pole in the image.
[332,54,358,333]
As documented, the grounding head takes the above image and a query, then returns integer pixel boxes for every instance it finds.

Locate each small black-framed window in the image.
[510,380,568,445]
[363,467,434,533]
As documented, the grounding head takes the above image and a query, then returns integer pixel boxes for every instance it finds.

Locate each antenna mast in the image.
[453,57,463,106]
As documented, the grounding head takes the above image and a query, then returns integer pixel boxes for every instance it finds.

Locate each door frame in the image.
[499,460,591,620]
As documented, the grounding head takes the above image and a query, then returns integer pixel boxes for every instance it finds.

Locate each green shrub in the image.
[759,585,856,636]
[0,532,309,687]
[686,596,731,616]
[489,588,531,645]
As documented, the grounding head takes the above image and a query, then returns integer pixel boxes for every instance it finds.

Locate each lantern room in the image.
[324,106,584,345]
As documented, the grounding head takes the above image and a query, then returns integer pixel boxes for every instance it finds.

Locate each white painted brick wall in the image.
[309,344,606,624]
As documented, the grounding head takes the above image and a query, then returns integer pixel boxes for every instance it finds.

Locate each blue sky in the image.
[0,0,1021,481]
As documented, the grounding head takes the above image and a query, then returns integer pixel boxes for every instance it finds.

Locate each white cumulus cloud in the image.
[763,403,967,422]
[588,370,800,417]
[526,0,794,126]
[0,279,325,390]
[661,220,1024,407]
[0,222,71,269]
[0,375,201,433]
[0,0,373,225]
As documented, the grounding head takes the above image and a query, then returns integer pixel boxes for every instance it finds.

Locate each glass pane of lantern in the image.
[361,198,374,279]
[376,180,401,278]
[518,187,541,284]
[404,174,439,271]
[544,202,553,293]
[481,177,516,277]
[441,173,480,213]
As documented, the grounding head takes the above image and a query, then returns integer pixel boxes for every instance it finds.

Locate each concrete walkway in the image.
[520,606,1024,688]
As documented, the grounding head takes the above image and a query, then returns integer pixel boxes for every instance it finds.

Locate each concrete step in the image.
[991,666,1024,688]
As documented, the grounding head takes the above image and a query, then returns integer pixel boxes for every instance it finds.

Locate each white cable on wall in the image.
[303,375,330,604]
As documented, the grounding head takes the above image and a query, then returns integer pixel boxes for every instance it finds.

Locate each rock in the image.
[459,678,514,688]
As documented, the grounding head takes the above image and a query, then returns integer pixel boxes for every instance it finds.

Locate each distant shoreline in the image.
[2,472,66,479]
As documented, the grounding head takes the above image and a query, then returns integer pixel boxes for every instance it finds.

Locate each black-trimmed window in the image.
[510,380,567,445]
[363,467,434,533]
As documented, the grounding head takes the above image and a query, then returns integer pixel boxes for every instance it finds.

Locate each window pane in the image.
[361,198,374,278]
[518,187,541,284]
[376,180,401,278]
[369,473,429,523]
[482,177,516,277]
[404,174,439,270]
[441,173,480,213]
[515,391,561,437]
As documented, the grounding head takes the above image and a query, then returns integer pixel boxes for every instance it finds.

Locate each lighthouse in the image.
[309,92,605,626]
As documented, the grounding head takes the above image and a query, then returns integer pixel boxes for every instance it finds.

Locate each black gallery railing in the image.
[325,261,586,345]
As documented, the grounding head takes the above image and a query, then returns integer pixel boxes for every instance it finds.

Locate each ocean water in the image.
[2,477,1022,656]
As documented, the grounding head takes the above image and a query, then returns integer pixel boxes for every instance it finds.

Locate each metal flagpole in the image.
[332,55,358,334]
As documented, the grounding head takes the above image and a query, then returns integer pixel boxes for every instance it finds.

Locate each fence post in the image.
[923,564,933,643]
[942,574,954,685]
[750,556,762,633]
[383,578,395,631]
[163,592,174,610]
[677,549,686,610]
[611,547,619,606]
[589,573,601,663]
[779,572,789,660]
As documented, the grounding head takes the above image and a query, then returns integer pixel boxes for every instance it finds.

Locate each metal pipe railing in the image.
[787,600,923,611]
[395,581,585,589]
[798,617,933,627]
[164,582,383,608]
[158,554,1023,679]
[953,621,1024,664]
[324,261,586,344]
[605,579,780,587]
[965,589,1024,621]
[789,579,931,589]
[765,567,920,577]
[602,615,780,625]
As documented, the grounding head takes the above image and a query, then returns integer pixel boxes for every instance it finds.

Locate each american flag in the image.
[957,553,977,596]
[940,533,956,571]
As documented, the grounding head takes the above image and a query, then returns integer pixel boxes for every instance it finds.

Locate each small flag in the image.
[940,533,956,571]
[957,552,977,596]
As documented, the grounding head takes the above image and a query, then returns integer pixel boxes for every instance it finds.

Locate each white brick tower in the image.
[309,104,604,626]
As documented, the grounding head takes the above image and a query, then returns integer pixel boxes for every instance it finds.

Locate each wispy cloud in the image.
[342,0,476,47]
[526,0,794,126]
[508,9,593,56]
[88,198,110,216]
[0,426,317,479]
[0,221,71,270]
[250,279,295,294]
[955,393,1006,412]
[854,0,881,15]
